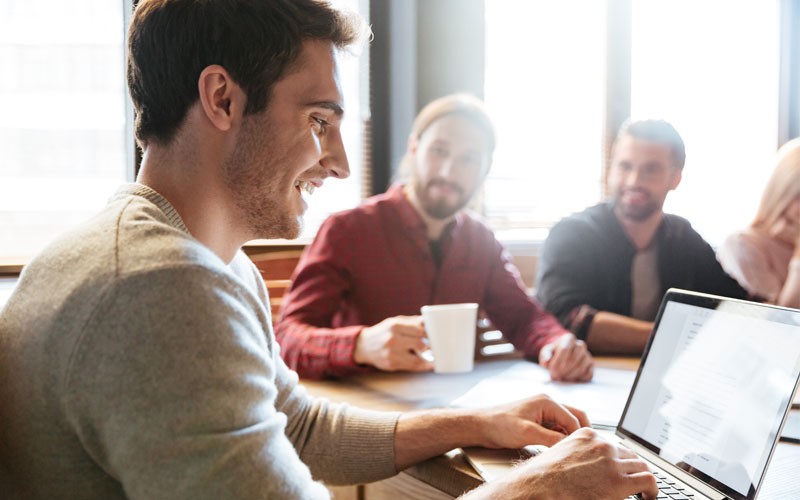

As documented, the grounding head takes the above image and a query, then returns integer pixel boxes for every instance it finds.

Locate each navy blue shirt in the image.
[535,202,748,339]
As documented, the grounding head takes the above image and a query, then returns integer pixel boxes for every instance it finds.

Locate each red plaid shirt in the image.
[275,185,569,378]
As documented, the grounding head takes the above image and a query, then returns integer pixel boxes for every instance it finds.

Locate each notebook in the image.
[465,289,800,500]
[780,410,800,444]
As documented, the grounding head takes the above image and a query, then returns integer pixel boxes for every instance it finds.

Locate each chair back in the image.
[248,249,304,323]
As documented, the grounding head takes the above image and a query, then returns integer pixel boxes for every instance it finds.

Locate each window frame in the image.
[481,0,799,244]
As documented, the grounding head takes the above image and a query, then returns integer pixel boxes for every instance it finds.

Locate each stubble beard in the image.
[413,177,468,220]
[223,114,301,241]
[613,192,659,222]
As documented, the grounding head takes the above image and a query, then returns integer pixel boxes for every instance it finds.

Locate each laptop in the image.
[465,289,800,500]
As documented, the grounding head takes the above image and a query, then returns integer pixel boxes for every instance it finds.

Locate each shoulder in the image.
[661,213,710,247]
[21,190,228,298]
[74,263,272,378]
[547,203,611,242]
[718,228,772,260]
[459,210,499,239]
[86,194,267,336]
[720,229,754,249]
[322,190,396,230]
[447,210,513,255]
[105,259,266,326]
[314,188,409,252]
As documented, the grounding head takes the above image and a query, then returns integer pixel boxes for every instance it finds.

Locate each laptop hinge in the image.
[618,437,728,500]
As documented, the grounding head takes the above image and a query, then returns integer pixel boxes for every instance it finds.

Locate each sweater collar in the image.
[110,183,190,235]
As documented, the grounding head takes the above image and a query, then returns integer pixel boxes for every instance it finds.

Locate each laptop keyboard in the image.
[630,469,705,500]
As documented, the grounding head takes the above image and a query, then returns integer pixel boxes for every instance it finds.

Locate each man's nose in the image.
[321,127,350,179]
[623,167,643,187]
[438,158,456,179]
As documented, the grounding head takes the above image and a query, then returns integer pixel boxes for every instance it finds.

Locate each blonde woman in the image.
[717,138,800,307]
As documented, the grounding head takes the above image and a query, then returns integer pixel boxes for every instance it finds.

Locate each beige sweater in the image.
[0,184,399,499]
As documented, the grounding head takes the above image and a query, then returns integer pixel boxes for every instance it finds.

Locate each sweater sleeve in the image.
[63,266,397,499]
[275,216,373,379]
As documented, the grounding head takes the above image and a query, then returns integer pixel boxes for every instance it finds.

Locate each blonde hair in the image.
[396,93,496,181]
[752,138,800,230]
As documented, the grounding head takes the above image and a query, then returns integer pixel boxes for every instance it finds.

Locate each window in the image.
[484,0,782,247]
[484,0,607,242]
[0,0,130,260]
[0,0,369,260]
[630,1,779,245]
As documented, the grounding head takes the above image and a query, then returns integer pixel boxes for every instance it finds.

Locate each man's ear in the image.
[479,163,493,184]
[670,169,683,191]
[197,64,245,132]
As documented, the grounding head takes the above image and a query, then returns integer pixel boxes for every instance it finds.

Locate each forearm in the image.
[295,402,400,485]
[504,310,565,360]
[394,409,484,470]
[459,470,548,500]
[483,256,564,359]
[275,320,368,378]
[585,311,653,356]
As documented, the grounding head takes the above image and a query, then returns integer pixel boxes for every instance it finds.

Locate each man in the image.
[276,94,593,382]
[536,119,747,355]
[0,1,657,499]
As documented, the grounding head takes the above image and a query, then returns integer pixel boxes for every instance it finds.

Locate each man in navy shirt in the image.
[536,120,747,355]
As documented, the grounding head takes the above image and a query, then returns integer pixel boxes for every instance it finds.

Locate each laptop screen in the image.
[618,289,800,500]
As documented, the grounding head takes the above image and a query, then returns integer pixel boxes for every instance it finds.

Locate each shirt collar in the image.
[387,183,464,242]
[604,200,671,247]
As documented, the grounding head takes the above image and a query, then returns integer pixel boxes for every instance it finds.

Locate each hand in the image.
[354,315,433,372]
[472,394,590,449]
[465,428,659,500]
[539,333,594,382]
[768,202,800,249]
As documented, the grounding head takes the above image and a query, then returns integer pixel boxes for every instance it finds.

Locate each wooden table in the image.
[302,357,628,498]
[301,357,800,499]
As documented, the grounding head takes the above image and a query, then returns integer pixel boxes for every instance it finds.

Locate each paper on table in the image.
[756,442,800,499]
[451,361,636,427]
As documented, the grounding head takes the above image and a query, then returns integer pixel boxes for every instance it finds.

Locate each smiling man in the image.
[536,119,747,356]
[0,2,658,499]
[276,94,593,382]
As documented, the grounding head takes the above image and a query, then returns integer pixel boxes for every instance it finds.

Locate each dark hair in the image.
[615,119,687,169]
[127,0,366,147]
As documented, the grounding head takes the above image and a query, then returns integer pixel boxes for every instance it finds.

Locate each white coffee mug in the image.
[420,303,478,373]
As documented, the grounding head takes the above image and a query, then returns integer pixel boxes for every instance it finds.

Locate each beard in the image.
[413,177,470,220]
[612,190,660,222]
[223,113,301,241]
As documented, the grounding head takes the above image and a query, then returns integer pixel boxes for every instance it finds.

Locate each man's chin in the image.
[423,205,461,220]
[281,217,303,240]
[420,193,466,219]
[252,216,303,241]
[618,205,658,222]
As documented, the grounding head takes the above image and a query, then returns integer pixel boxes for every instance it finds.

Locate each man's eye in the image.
[645,164,662,176]
[463,154,481,165]
[312,117,328,135]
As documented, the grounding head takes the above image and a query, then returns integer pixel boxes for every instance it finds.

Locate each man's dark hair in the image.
[127,0,365,148]
[615,119,687,170]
